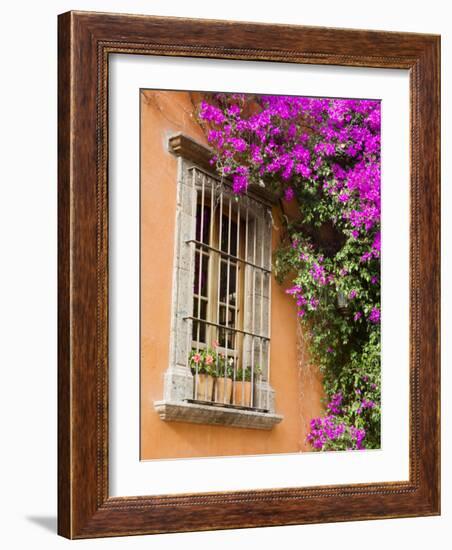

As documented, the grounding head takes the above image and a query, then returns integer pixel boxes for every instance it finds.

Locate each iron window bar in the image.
[188,165,274,209]
[184,315,270,341]
[185,239,271,274]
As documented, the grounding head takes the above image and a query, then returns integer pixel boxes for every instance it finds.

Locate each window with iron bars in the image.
[154,134,282,429]
[186,167,272,411]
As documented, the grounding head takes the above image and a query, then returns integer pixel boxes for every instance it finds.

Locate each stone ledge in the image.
[168,132,279,205]
[154,400,283,430]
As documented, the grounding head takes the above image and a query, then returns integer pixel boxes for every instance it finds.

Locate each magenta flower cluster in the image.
[368,307,381,324]
[200,94,381,244]
[306,392,374,451]
[285,280,321,319]
[307,416,347,449]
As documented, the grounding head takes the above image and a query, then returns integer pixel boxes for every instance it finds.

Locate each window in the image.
[188,168,272,410]
[154,134,282,429]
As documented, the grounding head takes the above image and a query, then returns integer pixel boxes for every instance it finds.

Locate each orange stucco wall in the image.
[140,90,324,460]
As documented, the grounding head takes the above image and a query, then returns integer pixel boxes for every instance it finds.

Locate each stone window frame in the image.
[154,133,283,430]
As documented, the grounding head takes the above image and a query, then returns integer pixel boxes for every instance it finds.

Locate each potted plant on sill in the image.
[189,348,216,401]
[234,365,262,408]
[214,356,234,404]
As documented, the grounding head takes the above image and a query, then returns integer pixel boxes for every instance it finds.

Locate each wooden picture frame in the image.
[58,10,440,539]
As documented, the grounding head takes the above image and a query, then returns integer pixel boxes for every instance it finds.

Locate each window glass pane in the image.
[192,299,208,343]
[219,260,237,305]
[218,328,236,350]
[218,305,236,349]
[193,297,207,324]
[193,251,209,298]
[229,264,237,306]
[220,214,237,256]
[195,204,211,244]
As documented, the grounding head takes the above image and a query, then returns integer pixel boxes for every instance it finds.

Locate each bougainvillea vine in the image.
[199,93,381,451]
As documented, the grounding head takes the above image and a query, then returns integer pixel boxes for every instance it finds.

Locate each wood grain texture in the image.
[57,10,72,539]
[57,10,440,539]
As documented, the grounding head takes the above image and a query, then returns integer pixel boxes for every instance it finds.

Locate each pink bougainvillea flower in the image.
[368,307,381,324]
[284,187,295,201]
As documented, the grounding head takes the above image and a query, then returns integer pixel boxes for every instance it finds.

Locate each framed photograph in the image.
[58,11,440,538]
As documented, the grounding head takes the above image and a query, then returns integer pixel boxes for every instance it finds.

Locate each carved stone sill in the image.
[154,400,283,430]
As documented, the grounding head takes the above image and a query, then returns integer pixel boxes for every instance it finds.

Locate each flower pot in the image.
[195,373,214,401]
[233,380,252,407]
[215,377,233,404]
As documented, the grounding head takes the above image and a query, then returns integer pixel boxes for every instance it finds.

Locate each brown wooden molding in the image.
[58,10,440,539]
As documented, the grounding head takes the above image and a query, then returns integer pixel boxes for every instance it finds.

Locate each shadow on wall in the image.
[25,516,57,534]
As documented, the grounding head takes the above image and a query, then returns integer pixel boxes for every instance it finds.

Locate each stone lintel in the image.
[168,133,278,206]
